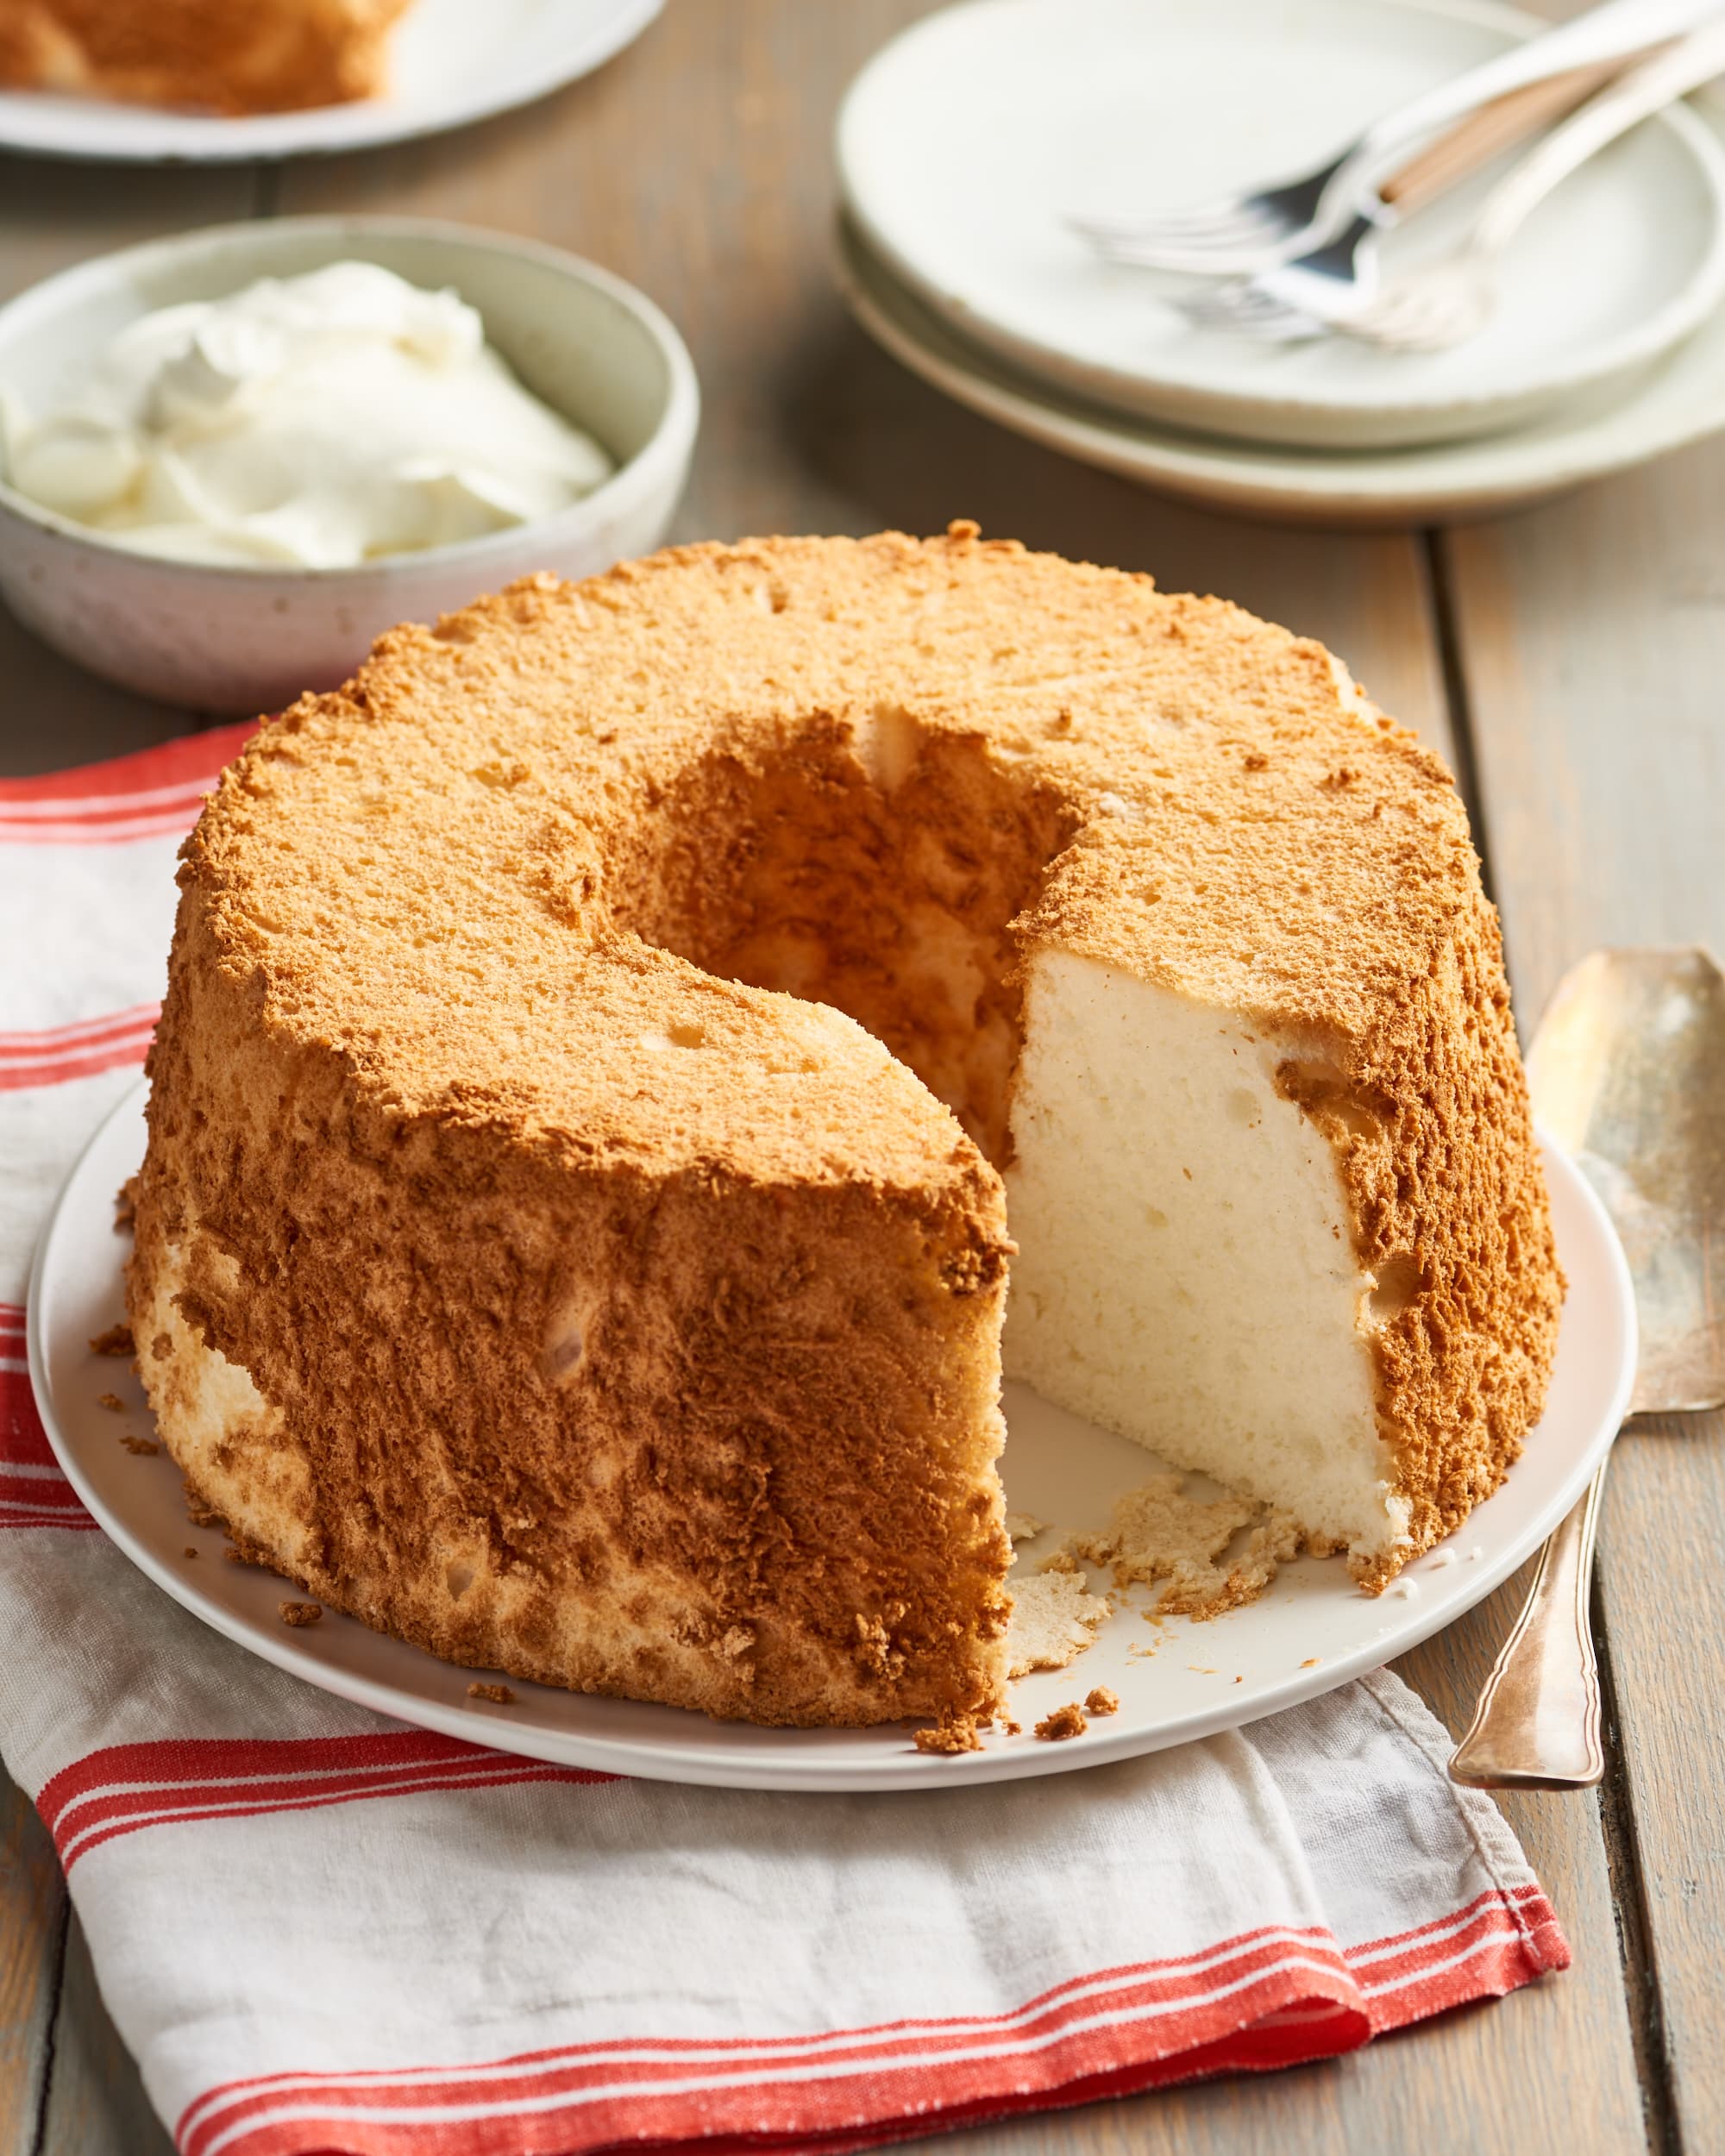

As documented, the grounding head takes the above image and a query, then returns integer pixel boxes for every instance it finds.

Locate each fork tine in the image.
[1089,222,1295,273]
[1168,285,1320,340]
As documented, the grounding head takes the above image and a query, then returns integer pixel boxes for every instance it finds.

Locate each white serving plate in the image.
[835,214,1725,526]
[837,0,1725,451]
[30,1083,1634,1792]
[0,0,661,163]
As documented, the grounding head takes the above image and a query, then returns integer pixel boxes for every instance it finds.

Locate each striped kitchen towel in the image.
[1,727,1568,2156]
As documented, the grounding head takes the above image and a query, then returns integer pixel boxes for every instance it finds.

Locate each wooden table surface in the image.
[3,5,1722,2151]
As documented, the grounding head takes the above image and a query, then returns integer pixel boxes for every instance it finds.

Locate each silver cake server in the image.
[1451,948,1725,1789]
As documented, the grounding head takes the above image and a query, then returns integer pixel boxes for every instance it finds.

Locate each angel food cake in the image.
[128,526,1563,1729]
[0,0,410,115]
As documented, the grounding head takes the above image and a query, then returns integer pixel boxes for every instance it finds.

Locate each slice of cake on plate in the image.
[0,0,411,115]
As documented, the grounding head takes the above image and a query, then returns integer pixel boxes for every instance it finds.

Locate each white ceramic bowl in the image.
[0,216,699,713]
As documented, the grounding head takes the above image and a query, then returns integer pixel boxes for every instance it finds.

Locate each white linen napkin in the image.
[0,727,1568,2156]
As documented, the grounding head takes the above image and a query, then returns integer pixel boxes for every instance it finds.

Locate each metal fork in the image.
[1070,0,1725,275]
[1169,63,1624,341]
[1261,22,1725,351]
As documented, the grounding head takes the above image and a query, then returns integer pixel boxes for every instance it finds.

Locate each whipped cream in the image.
[0,261,615,569]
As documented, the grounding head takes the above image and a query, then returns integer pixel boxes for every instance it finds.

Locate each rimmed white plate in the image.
[0,0,660,163]
[837,0,1725,451]
[836,214,1725,526]
[30,1083,1634,1792]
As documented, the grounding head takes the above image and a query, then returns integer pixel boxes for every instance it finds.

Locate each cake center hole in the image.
[630,720,1079,1164]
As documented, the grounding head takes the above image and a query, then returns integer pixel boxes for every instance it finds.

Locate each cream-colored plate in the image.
[837,0,1725,451]
[0,0,660,163]
[30,1083,1634,1792]
[837,215,1725,526]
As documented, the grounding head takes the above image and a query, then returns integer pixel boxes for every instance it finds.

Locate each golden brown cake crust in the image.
[0,0,409,115]
[129,526,1560,1724]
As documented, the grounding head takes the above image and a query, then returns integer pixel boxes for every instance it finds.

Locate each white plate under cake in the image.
[33,1088,1632,1789]
[116,527,1567,1739]
[0,0,661,161]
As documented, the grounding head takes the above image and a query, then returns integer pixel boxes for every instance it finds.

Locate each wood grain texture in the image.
[37,1911,172,2156]
[0,2,1678,2149]
[0,155,255,304]
[0,1769,66,2156]
[1445,443,1725,2156]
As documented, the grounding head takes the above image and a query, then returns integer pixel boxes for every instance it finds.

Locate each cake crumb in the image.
[118,1434,160,1456]
[1301,1657,1320,1669]
[97,1393,124,1413]
[1072,1472,1305,1619]
[89,1324,133,1357]
[183,1547,198,1559]
[1002,1719,1022,1736]
[913,1709,984,1755]
[1007,1569,1109,1677]
[467,1681,514,1704]
[1083,1686,1119,1716]
[1004,1511,1046,1544]
[279,1600,323,1626]
[1034,1702,1088,1742]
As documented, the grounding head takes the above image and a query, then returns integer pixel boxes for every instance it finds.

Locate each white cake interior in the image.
[1003,948,1409,1562]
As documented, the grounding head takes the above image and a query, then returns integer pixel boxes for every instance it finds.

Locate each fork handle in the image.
[1472,18,1725,254]
[1381,60,1626,212]
[1448,1453,1609,1790]
[1347,0,1725,202]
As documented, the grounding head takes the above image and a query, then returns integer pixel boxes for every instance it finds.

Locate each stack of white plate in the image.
[835,0,1725,524]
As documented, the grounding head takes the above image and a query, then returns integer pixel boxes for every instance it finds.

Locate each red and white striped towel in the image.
[2,728,1568,2156]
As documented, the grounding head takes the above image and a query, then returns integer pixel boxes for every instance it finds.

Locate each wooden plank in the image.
[1443,435,1725,2156]
[0,154,257,303]
[0,4,1653,2148]
[38,1910,172,2156]
[0,1766,66,2156]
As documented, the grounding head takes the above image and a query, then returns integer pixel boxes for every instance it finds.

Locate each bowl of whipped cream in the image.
[0,217,699,712]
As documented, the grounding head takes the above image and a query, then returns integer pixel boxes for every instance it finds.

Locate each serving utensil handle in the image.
[1350,0,1725,196]
[1448,1457,1609,1789]
[1380,60,1623,213]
